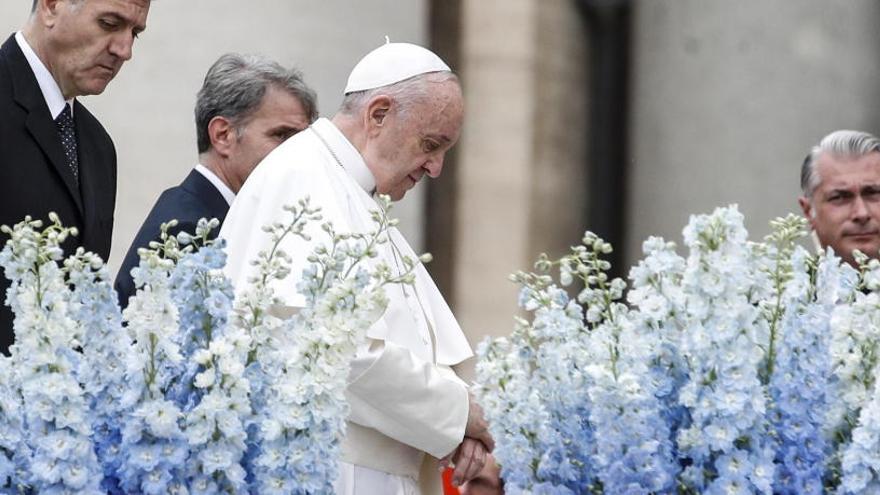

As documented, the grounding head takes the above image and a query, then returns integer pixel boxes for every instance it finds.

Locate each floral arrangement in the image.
[0,197,412,494]
[475,205,880,494]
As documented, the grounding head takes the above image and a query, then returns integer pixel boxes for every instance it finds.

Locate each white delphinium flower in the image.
[234,199,321,417]
[245,196,411,493]
[840,345,880,494]
[676,205,775,493]
[826,252,880,447]
[474,327,552,492]
[0,356,23,491]
[117,225,188,494]
[0,215,103,493]
[828,251,880,492]
[627,236,689,429]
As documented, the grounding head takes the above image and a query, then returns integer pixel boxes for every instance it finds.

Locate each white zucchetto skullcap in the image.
[343,41,451,95]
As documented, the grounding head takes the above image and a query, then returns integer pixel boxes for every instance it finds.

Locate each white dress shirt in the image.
[194,163,235,206]
[14,31,72,119]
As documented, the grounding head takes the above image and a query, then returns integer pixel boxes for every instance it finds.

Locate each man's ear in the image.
[364,95,392,136]
[207,116,236,158]
[798,195,816,229]
[37,0,64,28]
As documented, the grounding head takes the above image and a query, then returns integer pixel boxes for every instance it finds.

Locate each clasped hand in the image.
[441,394,495,486]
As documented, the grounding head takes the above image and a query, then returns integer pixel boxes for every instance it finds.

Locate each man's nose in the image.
[424,155,444,178]
[108,32,135,61]
[852,196,871,222]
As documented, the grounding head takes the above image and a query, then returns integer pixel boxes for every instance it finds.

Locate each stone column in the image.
[436,0,590,378]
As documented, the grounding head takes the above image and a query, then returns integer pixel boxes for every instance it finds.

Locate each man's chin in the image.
[841,239,880,260]
[79,77,114,97]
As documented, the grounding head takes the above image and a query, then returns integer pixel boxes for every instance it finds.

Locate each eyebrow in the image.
[825,184,880,196]
[270,124,305,134]
[426,133,451,144]
[101,11,147,34]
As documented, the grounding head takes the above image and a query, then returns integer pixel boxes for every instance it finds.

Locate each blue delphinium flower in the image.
[769,247,855,494]
[170,236,252,494]
[477,273,599,494]
[585,314,678,493]
[676,206,775,493]
[530,292,596,491]
[571,233,678,493]
[66,248,133,494]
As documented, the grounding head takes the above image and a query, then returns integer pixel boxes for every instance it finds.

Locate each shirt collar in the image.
[195,164,236,206]
[15,31,73,119]
[311,118,377,194]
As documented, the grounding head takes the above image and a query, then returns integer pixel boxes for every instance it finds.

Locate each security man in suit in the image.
[0,0,151,354]
[114,53,317,307]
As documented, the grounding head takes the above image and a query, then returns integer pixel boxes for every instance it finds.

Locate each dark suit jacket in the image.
[114,169,229,308]
[0,34,116,354]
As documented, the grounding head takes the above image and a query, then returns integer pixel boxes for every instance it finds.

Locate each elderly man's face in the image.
[365,80,464,201]
[38,0,149,98]
[799,151,880,266]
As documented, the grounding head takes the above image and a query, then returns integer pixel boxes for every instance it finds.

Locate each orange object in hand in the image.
[442,467,460,495]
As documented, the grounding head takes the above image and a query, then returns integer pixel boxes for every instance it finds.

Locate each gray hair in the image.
[195,53,318,153]
[801,130,880,196]
[32,0,82,12]
[33,0,152,12]
[338,71,458,121]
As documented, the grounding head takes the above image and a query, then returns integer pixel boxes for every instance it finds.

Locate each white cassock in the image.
[220,118,474,494]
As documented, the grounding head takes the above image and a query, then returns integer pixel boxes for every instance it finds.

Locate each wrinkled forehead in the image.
[432,80,465,118]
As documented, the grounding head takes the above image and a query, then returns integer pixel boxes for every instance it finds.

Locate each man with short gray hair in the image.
[798,129,880,267]
[114,52,316,307]
[0,0,151,354]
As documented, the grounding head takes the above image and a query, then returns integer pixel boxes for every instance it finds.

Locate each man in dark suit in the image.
[0,0,150,354]
[114,53,317,307]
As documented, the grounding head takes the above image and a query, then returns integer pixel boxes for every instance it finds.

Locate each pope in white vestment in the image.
[219,42,491,494]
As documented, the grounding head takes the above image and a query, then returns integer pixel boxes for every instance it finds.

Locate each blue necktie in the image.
[55,103,79,184]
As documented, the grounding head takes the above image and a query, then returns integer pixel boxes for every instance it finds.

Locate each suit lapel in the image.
[180,169,231,224]
[4,36,83,216]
